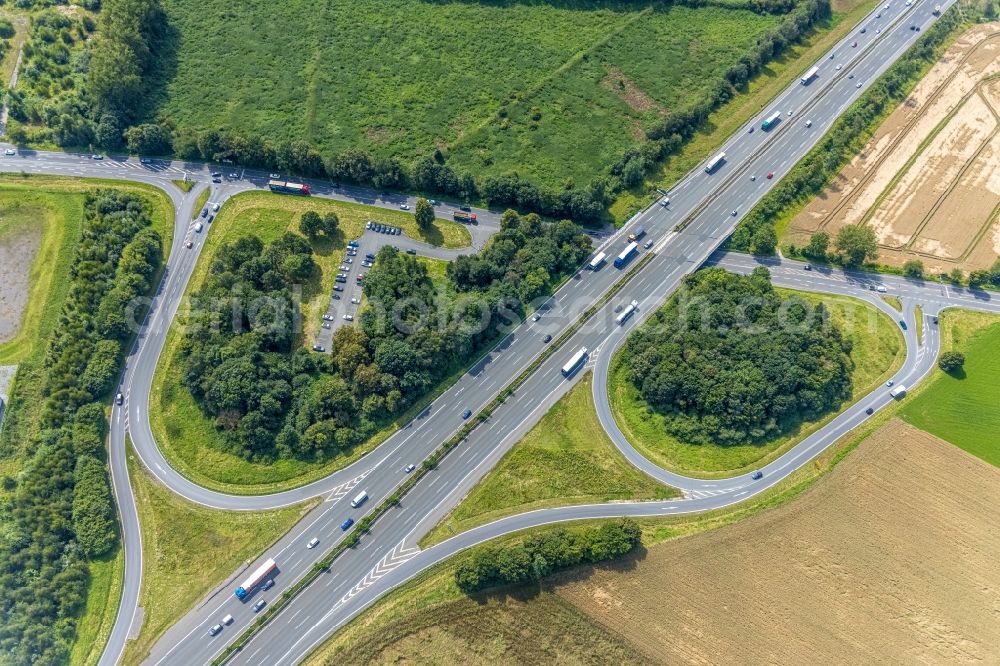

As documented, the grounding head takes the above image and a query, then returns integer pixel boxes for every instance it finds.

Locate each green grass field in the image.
[148,192,470,493]
[159,0,780,189]
[121,444,314,665]
[424,374,677,545]
[608,289,904,477]
[902,310,1000,468]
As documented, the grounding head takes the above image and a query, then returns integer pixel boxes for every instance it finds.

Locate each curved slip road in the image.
[145,2,999,663]
[2,0,981,662]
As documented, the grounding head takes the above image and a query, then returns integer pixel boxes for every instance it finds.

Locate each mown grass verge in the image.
[608,288,904,477]
[69,548,124,666]
[122,442,316,665]
[422,373,678,547]
[901,309,1000,468]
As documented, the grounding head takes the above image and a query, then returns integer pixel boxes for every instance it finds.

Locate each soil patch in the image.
[0,224,42,343]
[601,66,667,116]
[555,419,1000,664]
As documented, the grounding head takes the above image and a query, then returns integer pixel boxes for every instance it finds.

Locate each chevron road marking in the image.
[325,540,420,597]
[325,469,372,503]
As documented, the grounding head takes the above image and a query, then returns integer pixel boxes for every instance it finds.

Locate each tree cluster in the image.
[447,210,592,304]
[938,350,965,373]
[455,520,642,593]
[298,210,339,239]
[731,7,962,253]
[622,267,854,445]
[0,190,161,664]
[180,210,590,463]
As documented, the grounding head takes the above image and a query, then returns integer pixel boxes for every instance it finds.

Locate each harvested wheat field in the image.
[787,24,1000,274]
[555,419,1000,665]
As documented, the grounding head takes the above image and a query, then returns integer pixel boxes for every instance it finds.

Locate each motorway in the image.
[135,1,984,664]
[0,0,985,663]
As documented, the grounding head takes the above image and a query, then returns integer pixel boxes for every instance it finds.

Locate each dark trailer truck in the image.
[268,180,310,195]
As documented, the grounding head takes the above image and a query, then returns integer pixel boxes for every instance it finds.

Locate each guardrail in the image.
[213,251,655,664]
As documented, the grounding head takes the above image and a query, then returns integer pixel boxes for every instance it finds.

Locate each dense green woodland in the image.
[0,191,162,665]
[621,268,853,445]
[180,210,591,462]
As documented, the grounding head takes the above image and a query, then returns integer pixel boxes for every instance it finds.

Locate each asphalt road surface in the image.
[135,1,983,664]
[0,1,977,662]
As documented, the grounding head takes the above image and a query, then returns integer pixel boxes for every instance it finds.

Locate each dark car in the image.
[333,285,344,292]
[804,264,812,271]
[899,320,907,330]
[312,344,325,352]
[340,518,355,531]
[543,334,552,343]
[115,392,124,406]
[462,409,472,420]
[865,407,874,415]
[208,624,222,636]
[406,248,416,255]
[263,578,275,590]
[212,177,222,183]
[932,317,938,325]
[751,470,763,480]
[211,171,222,178]
[200,208,208,218]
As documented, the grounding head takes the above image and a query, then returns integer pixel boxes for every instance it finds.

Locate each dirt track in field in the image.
[554,419,1000,664]
[0,224,41,343]
[787,24,1000,274]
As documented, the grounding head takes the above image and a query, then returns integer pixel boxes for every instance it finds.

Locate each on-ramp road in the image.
[138,2,988,664]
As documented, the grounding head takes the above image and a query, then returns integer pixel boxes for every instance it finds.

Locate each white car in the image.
[877,284,888,293]
[339,265,350,271]
[875,28,881,33]
[194,222,204,232]
[399,203,410,210]
[269,173,280,179]
[307,537,320,549]
[222,614,234,625]
[323,314,334,321]
[857,82,863,88]
[805,120,813,127]
[343,314,354,321]
[3,149,15,156]
[212,203,220,211]
[836,64,843,70]
[351,297,361,304]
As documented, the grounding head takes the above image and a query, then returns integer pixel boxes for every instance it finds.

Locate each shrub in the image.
[938,351,965,373]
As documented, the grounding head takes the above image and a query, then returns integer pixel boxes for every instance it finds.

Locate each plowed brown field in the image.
[555,419,1000,664]
[787,24,1000,274]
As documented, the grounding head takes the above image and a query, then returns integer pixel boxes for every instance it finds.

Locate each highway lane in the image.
[150,2,967,662]
[0,0,952,660]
